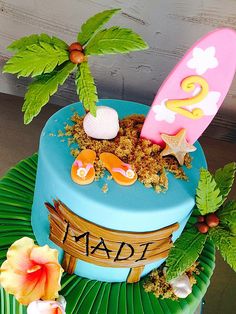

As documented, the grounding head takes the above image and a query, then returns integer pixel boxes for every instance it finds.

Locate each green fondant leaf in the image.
[3,42,69,78]
[22,61,76,124]
[218,200,236,235]
[85,26,148,55]
[196,168,222,215]
[166,227,207,281]
[77,9,121,46]
[209,227,236,271]
[75,62,98,115]
[51,36,69,50]
[214,162,236,204]
[7,33,68,52]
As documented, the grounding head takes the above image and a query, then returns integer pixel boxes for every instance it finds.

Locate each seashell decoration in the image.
[169,274,192,298]
[83,106,120,139]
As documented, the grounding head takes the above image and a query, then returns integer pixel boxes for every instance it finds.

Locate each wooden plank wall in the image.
[0,0,235,141]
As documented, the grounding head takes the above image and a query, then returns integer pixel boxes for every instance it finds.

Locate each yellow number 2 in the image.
[165,75,209,120]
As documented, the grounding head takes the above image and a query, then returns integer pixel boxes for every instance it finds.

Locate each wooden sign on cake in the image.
[141,28,236,146]
[46,200,179,283]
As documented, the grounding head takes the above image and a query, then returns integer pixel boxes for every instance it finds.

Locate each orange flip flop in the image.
[71,149,96,185]
[100,152,137,186]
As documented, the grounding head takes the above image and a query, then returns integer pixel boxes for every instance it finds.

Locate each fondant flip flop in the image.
[100,152,137,186]
[71,149,96,185]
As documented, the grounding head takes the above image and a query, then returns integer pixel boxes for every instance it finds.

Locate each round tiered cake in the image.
[1,9,235,312]
[32,99,206,283]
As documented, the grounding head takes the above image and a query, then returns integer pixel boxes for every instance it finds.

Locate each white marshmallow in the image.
[83,106,119,139]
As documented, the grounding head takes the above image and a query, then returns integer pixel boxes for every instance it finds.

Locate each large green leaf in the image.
[3,42,69,78]
[209,227,236,271]
[0,155,35,314]
[166,226,207,281]
[218,200,236,235]
[7,33,68,52]
[196,168,222,215]
[0,286,27,314]
[22,61,76,124]
[85,26,148,55]
[0,155,37,267]
[75,62,98,115]
[214,162,236,204]
[77,9,121,46]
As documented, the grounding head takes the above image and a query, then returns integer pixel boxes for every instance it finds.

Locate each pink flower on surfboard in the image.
[187,46,218,75]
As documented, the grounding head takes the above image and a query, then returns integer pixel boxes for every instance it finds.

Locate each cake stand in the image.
[0,154,215,314]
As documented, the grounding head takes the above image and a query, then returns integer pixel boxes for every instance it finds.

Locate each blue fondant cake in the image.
[31,99,207,282]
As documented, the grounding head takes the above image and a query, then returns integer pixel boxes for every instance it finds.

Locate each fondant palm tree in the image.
[3,9,148,124]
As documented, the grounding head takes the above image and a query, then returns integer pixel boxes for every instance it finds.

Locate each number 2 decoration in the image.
[141,28,236,146]
[165,75,208,120]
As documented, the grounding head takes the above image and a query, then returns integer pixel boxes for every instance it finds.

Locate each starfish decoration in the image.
[160,129,196,165]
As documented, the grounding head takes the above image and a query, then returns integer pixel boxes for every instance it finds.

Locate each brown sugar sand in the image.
[62,113,192,192]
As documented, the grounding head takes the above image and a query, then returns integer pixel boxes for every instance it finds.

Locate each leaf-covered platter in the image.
[0,155,215,314]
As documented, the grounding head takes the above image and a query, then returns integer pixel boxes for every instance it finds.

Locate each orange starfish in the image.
[160,129,196,165]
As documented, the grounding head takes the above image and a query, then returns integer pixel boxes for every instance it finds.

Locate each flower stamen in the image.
[27,264,42,273]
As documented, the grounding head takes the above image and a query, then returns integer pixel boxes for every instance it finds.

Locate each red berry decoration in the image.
[206,213,220,228]
[70,50,86,64]
[197,215,205,222]
[196,222,209,234]
[68,42,83,52]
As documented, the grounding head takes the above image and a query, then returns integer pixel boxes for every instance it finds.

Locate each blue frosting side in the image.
[31,99,207,282]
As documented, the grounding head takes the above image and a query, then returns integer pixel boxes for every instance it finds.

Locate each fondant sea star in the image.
[160,129,196,165]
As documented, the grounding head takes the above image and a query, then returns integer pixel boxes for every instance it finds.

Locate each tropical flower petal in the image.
[30,245,60,265]
[42,263,63,300]
[6,237,35,272]
[0,260,26,295]
[16,268,47,305]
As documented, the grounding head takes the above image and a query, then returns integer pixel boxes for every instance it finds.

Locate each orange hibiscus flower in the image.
[0,237,63,305]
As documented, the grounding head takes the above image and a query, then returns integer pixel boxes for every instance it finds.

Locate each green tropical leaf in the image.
[166,226,207,281]
[0,286,27,314]
[214,162,236,203]
[50,36,69,50]
[77,8,121,46]
[22,61,76,124]
[3,42,69,78]
[196,168,222,215]
[209,226,236,271]
[7,33,68,52]
[85,26,148,55]
[75,62,98,115]
[218,200,236,235]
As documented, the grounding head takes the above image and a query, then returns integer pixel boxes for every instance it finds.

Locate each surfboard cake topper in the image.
[141,28,236,146]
